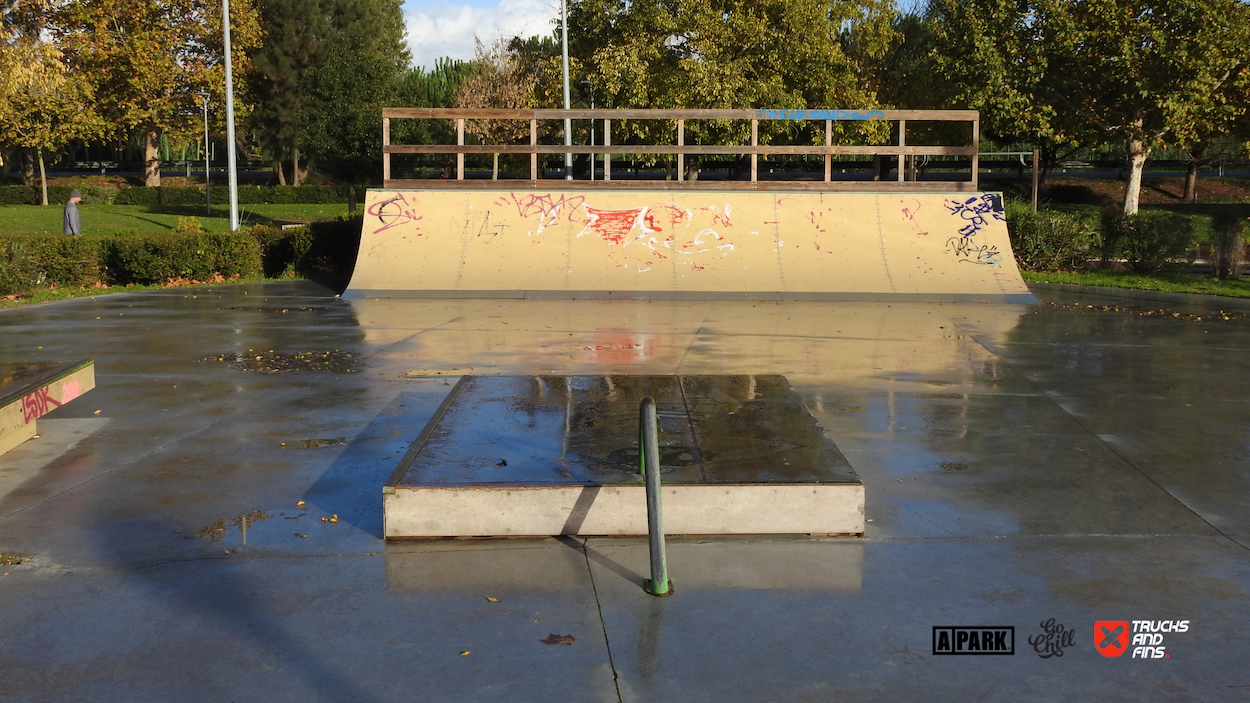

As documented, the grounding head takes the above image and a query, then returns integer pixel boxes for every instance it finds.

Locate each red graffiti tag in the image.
[584,207,643,245]
[21,387,61,424]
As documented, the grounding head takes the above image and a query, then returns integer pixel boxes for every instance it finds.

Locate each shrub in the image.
[0,185,115,205]
[1104,212,1196,274]
[1211,210,1247,280]
[113,187,160,206]
[172,216,205,235]
[0,235,103,295]
[248,215,361,277]
[1006,202,1099,271]
[103,231,262,283]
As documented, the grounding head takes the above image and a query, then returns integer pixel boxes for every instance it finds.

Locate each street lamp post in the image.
[561,0,572,180]
[197,91,210,216]
[222,0,240,230]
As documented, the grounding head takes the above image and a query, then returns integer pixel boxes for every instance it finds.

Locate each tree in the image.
[248,0,327,186]
[561,0,897,158]
[453,38,536,178]
[931,0,1250,214]
[297,0,409,183]
[1,0,104,201]
[56,0,261,187]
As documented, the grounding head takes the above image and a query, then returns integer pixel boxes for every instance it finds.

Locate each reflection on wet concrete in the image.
[395,375,857,487]
[2,281,1249,700]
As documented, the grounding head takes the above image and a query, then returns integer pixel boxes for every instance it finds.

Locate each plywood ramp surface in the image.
[345,189,1032,301]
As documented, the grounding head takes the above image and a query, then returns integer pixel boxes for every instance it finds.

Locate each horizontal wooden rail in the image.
[384,144,978,157]
[380,108,980,189]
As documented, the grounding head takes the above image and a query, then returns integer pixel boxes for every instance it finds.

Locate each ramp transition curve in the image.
[344,189,1033,302]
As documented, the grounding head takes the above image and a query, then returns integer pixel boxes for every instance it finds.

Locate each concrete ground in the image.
[0,281,1247,702]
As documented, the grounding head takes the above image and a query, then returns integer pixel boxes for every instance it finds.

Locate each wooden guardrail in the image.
[382,108,981,192]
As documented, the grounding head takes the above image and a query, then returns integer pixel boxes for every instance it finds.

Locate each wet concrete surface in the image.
[396,374,856,486]
[0,280,1248,701]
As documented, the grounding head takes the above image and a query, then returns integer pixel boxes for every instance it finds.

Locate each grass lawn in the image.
[0,203,356,236]
[0,274,291,309]
[1022,270,1250,298]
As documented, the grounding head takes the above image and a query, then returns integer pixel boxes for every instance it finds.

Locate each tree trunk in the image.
[38,148,48,206]
[22,148,36,185]
[296,158,310,186]
[1122,137,1149,216]
[293,146,301,187]
[144,128,162,187]
[275,159,286,186]
[1184,160,1199,203]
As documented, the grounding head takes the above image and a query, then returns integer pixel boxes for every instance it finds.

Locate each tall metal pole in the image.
[222,0,239,230]
[561,0,572,180]
[200,92,210,216]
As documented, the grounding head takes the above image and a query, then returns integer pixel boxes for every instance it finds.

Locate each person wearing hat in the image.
[63,189,83,235]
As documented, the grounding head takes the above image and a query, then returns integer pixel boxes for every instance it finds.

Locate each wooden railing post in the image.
[677,119,684,182]
[530,118,538,181]
[750,119,758,183]
[824,119,832,183]
[456,118,465,180]
[604,119,611,181]
[971,117,980,190]
[897,119,906,183]
[382,117,391,184]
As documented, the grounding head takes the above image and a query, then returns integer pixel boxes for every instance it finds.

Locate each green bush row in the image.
[113,184,353,205]
[0,215,361,295]
[0,184,354,206]
[1006,203,1219,273]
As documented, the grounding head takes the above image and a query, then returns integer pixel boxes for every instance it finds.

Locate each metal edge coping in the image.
[0,359,94,409]
[383,374,474,493]
[343,291,1036,303]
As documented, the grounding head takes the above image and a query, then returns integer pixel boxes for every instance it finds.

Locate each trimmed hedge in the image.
[113,184,352,206]
[0,185,117,205]
[0,215,362,295]
[1103,211,1196,274]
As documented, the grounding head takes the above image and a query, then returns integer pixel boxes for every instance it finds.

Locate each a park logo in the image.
[1094,621,1129,658]
[932,627,1014,655]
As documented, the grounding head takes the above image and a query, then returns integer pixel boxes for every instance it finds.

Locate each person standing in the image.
[63,189,83,235]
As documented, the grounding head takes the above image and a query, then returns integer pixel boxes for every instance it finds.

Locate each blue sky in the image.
[401,0,928,69]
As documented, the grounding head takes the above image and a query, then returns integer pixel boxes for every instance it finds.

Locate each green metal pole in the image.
[640,396,672,596]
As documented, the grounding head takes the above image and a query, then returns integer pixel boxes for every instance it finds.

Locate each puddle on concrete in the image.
[227,306,330,313]
[202,349,361,373]
[196,510,273,544]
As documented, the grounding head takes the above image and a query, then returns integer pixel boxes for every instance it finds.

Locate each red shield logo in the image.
[1095,621,1129,658]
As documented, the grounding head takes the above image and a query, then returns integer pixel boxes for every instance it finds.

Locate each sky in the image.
[401,0,928,69]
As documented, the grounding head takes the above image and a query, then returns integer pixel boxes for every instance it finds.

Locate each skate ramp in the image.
[344,188,1033,302]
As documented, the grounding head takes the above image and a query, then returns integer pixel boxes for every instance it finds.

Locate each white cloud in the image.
[405,0,558,69]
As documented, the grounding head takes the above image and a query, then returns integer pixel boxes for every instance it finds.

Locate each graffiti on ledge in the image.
[755,109,886,121]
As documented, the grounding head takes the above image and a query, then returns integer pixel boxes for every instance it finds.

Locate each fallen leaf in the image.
[460,651,470,657]
[296,501,305,507]
[299,534,307,539]
[486,597,501,603]
[93,409,101,415]
[539,634,575,646]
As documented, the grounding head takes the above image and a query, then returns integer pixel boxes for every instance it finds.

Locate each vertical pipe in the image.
[1032,148,1040,213]
[639,397,671,597]
[456,118,465,180]
[222,0,239,231]
[530,118,538,181]
[750,119,758,184]
[382,117,391,184]
[604,120,611,181]
[677,119,684,182]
